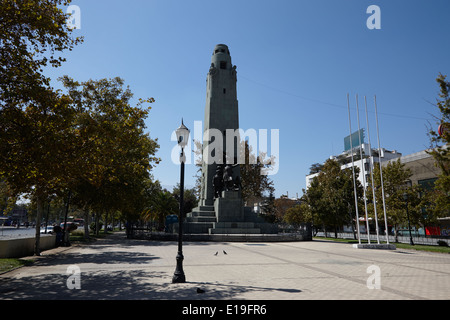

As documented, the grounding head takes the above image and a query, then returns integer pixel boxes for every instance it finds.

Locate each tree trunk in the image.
[334,211,338,239]
[95,213,100,236]
[104,211,108,234]
[348,203,356,240]
[84,208,90,240]
[34,195,43,256]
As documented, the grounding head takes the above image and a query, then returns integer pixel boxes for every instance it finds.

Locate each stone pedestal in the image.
[214,190,244,222]
[181,190,278,235]
[209,191,276,235]
[183,205,216,234]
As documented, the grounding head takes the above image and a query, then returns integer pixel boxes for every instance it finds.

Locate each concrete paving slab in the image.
[0,232,449,301]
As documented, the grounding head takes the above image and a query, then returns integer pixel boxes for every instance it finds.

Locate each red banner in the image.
[425,226,441,236]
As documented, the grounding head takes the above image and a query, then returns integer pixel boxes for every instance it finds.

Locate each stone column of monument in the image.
[200,44,240,207]
[180,44,278,235]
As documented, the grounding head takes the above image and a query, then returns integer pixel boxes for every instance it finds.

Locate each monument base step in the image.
[187,207,216,218]
[209,228,261,235]
[215,222,256,228]
[176,222,215,234]
[185,216,217,223]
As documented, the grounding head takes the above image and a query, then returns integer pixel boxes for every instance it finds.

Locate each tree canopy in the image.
[426,74,450,217]
[303,159,363,237]
[0,0,84,254]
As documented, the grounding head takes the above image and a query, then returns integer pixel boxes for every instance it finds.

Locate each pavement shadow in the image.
[0,269,301,300]
[35,250,160,267]
[0,232,303,300]
[188,281,302,299]
[0,269,166,300]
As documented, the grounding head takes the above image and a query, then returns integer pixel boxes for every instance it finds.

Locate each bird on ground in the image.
[223,250,227,255]
[214,251,218,256]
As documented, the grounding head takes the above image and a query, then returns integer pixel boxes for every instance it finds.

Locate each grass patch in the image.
[0,259,33,274]
[69,230,118,243]
[313,236,450,254]
[314,236,363,244]
[393,242,450,254]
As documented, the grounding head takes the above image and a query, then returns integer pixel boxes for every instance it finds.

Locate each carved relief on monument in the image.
[231,65,237,81]
[209,63,217,77]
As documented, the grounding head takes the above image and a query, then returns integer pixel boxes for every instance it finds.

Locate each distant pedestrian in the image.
[54,224,62,247]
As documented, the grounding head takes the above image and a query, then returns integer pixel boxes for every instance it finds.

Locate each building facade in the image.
[387,149,440,189]
[305,143,402,189]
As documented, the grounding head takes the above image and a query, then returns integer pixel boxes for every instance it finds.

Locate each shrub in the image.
[437,240,448,247]
[90,221,103,233]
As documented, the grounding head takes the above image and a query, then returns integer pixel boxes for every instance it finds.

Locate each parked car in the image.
[40,225,54,234]
[60,222,78,232]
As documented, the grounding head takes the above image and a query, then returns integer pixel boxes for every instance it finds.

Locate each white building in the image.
[305,143,402,189]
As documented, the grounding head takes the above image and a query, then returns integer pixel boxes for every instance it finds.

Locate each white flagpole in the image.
[356,95,371,244]
[374,95,389,244]
[365,96,380,244]
[347,94,361,244]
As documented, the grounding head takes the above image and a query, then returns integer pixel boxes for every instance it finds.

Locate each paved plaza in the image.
[0,232,449,300]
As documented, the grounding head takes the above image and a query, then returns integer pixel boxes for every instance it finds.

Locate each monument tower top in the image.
[211,44,232,71]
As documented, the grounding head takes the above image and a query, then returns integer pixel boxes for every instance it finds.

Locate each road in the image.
[0,226,38,239]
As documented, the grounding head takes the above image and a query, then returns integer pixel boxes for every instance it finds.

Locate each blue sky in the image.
[47,0,450,197]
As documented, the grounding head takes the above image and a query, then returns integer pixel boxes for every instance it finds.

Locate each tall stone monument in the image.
[200,43,240,207]
[182,44,277,235]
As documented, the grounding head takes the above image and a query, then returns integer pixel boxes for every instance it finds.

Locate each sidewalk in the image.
[0,231,449,300]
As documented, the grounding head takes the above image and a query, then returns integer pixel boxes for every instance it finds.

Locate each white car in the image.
[40,225,54,234]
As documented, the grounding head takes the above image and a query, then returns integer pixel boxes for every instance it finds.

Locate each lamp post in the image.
[172,119,190,283]
[403,193,414,246]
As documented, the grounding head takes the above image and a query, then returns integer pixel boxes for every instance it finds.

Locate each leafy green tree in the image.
[426,73,450,217]
[273,196,297,223]
[0,86,80,253]
[144,190,178,230]
[172,184,198,216]
[260,191,276,218]
[0,180,14,215]
[239,140,275,204]
[0,0,83,254]
[319,160,356,237]
[304,159,362,238]
[309,163,323,175]
[0,0,83,106]
[283,202,312,227]
[371,159,422,241]
[303,179,325,235]
[60,76,160,235]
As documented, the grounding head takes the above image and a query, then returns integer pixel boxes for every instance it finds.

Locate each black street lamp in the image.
[172,119,190,284]
[403,193,414,246]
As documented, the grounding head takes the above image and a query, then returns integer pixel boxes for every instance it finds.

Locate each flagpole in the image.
[356,94,371,244]
[374,95,389,244]
[347,94,361,244]
[365,96,380,244]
